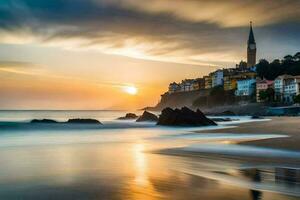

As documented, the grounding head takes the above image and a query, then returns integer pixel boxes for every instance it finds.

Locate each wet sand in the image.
[200,117,300,151]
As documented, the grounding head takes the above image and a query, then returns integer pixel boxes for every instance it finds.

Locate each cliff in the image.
[153,89,269,116]
[155,90,210,110]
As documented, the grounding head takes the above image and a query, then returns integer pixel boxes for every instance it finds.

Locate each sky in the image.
[0,0,300,110]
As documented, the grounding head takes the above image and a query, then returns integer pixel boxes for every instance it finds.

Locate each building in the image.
[223,69,239,91]
[223,69,257,91]
[247,22,256,68]
[168,78,207,94]
[256,79,274,102]
[275,75,300,103]
[204,75,212,89]
[211,69,224,87]
[168,82,180,94]
[192,78,205,90]
[180,79,194,92]
[235,78,256,96]
[224,76,238,91]
[274,76,285,101]
[283,76,300,103]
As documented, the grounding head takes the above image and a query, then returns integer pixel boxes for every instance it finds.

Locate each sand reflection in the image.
[133,143,149,186]
[127,143,161,200]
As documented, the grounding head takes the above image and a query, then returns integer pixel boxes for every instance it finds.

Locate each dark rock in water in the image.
[31,119,58,123]
[136,111,158,122]
[66,118,102,124]
[157,107,217,126]
[118,113,138,120]
[251,115,263,119]
[31,118,102,125]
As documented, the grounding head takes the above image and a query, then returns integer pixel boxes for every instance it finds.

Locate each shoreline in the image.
[197,116,300,151]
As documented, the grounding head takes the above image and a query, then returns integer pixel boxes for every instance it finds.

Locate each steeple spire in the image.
[247,21,257,67]
[248,21,255,45]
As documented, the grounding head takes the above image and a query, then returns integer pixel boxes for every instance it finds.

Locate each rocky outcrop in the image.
[118,113,138,120]
[30,118,102,125]
[157,107,217,126]
[136,111,158,122]
[31,119,58,123]
[66,118,102,124]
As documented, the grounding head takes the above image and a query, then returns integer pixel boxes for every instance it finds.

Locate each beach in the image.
[201,117,300,151]
[0,111,299,199]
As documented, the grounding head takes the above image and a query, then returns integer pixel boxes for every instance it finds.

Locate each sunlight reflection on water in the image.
[133,143,149,186]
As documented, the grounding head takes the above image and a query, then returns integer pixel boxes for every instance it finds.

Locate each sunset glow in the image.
[124,86,138,95]
[0,0,299,110]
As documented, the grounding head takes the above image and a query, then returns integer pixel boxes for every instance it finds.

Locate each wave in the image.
[0,120,157,131]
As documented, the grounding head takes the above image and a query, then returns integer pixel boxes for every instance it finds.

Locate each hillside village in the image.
[160,22,300,108]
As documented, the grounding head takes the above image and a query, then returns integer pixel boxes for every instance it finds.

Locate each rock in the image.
[118,113,138,120]
[30,118,102,125]
[66,118,102,124]
[136,111,158,122]
[157,107,217,126]
[31,119,58,123]
[251,115,263,119]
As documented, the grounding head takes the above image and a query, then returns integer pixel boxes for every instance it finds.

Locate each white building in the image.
[283,77,300,103]
[211,69,224,87]
[235,78,256,96]
[274,75,300,103]
[274,77,284,96]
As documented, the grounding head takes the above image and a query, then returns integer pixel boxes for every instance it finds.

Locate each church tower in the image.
[247,21,256,67]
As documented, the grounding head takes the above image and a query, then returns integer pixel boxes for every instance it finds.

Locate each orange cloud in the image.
[105,0,300,27]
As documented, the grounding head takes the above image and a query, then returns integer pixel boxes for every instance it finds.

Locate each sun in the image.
[123,86,138,95]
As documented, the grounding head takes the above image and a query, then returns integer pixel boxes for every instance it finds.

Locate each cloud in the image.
[0,0,299,66]
[0,61,36,68]
[0,61,42,75]
[0,60,140,91]
[103,0,300,27]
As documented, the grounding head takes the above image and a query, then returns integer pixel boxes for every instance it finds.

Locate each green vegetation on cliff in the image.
[256,52,300,80]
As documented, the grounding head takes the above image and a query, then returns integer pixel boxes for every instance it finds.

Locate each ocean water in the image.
[0,110,299,200]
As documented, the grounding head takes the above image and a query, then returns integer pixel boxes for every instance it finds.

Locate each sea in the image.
[0,110,299,200]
